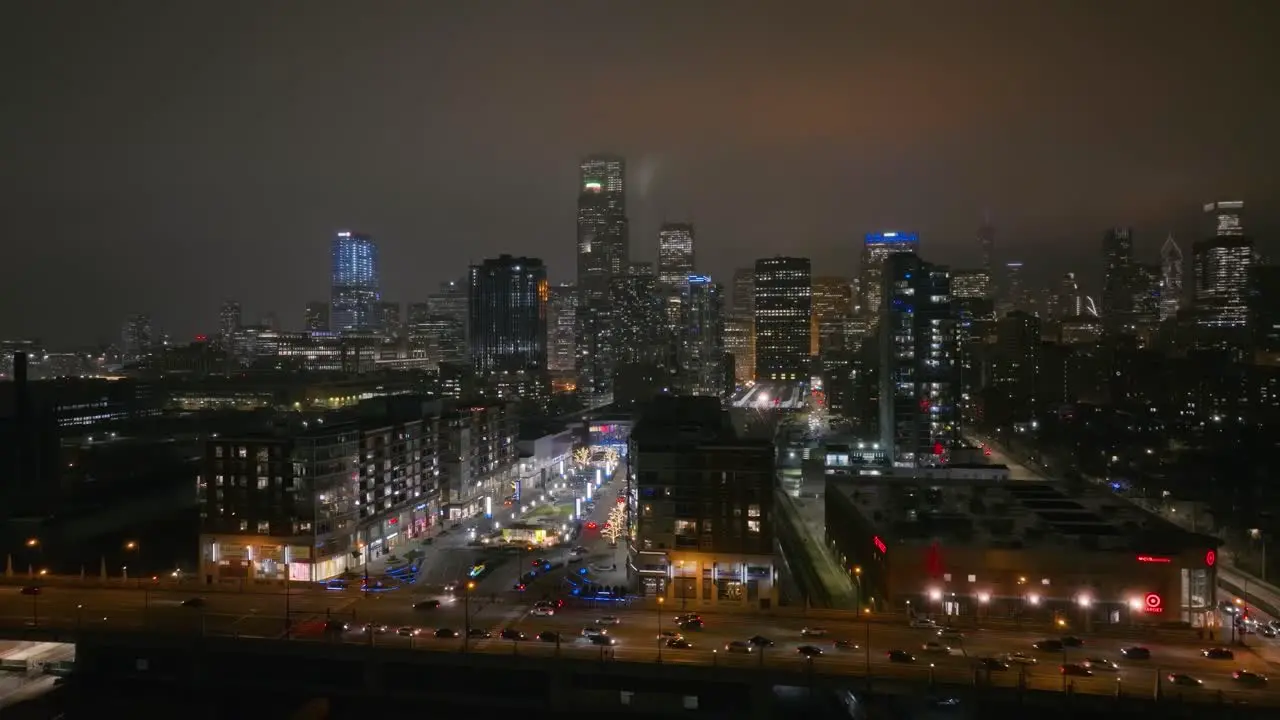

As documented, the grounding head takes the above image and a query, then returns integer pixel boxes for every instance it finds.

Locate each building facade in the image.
[753,256,812,382]
[330,231,381,332]
[468,255,549,373]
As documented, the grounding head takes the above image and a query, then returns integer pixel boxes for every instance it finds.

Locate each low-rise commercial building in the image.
[825,476,1218,628]
[628,396,777,609]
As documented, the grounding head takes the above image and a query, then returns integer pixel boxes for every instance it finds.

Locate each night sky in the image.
[3,1,1277,345]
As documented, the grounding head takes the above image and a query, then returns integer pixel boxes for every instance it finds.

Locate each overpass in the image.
[35,630,1275,719]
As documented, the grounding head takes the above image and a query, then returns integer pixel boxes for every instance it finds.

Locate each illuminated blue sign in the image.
[865,232,919,245]
[688,274,712,284]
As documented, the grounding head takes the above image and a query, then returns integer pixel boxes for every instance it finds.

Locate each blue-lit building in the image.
[878,253,957,467]
[330,231,381,332]
[858,231,919,323]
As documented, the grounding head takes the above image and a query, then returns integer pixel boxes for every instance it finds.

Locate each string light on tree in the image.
[602,501,626,544]
[573,447,591,467]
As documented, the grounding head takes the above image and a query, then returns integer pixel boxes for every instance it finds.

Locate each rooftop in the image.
[830,477,1212,554]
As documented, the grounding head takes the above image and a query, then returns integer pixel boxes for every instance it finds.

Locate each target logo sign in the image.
[1206,550,1217,567]
[1143,593,1164,614]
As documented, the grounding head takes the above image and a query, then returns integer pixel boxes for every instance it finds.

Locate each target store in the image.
[825,476,1220,628]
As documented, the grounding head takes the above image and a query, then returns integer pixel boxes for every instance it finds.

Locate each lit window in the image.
[257,521,270,533]
[967,574,976,583]
[1041,578,1051,586]
[943,573,952,582]
[747,504,761,518]
[257,477,268,490]
[747,520,761,533]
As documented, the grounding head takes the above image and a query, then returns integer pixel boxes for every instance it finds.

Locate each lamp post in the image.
[463,581,476,651]
[977,592,990,627]
[852,566,862,611]
[656,596,665,663]
[1077,593,1092,634]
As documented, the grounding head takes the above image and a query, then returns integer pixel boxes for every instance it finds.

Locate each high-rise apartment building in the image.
[218,301,242,348]
[754,257,812,382]
[330,231,381,332]
[546,283,578,383]
[811,276,853,356]
[609,273,666,369]
[679,275,726,397]
[878,254,957,467]
[304,301,330,332]
[858,232,919,323]
[1160,235,1184,322]
[950,270,990,300]
[468,255,548,373]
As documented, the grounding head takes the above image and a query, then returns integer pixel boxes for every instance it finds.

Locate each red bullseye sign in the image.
[1206,550,1217,567]
[1144,593,1163,613]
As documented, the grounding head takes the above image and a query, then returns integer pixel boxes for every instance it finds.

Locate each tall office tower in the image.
[304,301,330,332]
[724,315,754,386]
[1250,265,1280,354]
[1205,200,1245,237]
[468,255,548,372]
[1055,273,1082,319]
[679,275,726,397]
[576,156,628,304]
[878,254,957,467]
[627,262,655,277]
[1130,264,1163,336]
[377,301,402,340]
[858,232,919,324]
[120,314,154,365]
[1160,235,1184,322]
[1194,238,1253,329]
[811,276,853,356]
[218,301,242,348]
[1101,227,1135,333]
[754,257,812,382]
[426,279,469,365]
[546,283,578,382]
[950,270,990,300]
[732,267,756,317]
[330,230,381,332]
[657,222,696,324]
[994,262,1026,318]
[978,213,995,278]
[609,273,666,367]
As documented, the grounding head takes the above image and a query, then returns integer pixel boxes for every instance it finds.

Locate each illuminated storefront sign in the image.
[1143,593,1163,614]
[1136,555,1171,564]
[873,536,887,554]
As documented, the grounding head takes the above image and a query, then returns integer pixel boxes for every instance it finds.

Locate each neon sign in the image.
[873,536,887,554]
[1136,555,1171,564]
[1143,593,1163,614]
[1206,550,1217,567]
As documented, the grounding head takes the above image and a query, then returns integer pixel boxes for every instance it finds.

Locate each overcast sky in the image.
[3,0,1277,345]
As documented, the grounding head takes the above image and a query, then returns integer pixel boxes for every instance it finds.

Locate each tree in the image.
[603,447,620,466]
[602,501,626,544]
[573,447,591,466]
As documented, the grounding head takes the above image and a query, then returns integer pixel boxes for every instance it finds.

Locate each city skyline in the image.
[3,1,1278,344]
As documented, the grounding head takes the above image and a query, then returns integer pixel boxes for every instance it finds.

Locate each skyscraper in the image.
[304,301,330,332]
[731,268,755,318]
[576,156,628,304]
[979,213,995,278]
[377,301,402,341]
[754,257,812,382]
[1055,273,1081,319]
[468,255,548,372]
[950,270,990,300]
[1101,227,1135,332]
[1160,235,1183,322]
[679,275,726,397]
[858,232,919,323]
[811,276,853,356]
[1194,236,1253,329]
[997,262,1026,317]
[657,223,696,325]
[218,301,242,347]
[121,313,154,365]
[330,231,380,332]
[546,283,578,383]
[878,254,957,466]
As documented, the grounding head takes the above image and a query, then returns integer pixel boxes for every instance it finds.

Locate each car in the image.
[1084,658,1118,672]
[596,616,621,626]
[1233,670,1268,686]
[909,618,937,629]
[666,638,694,649]
[324,620,349,634]
[181,597,205,608]
[362,623,388,634]
[538,631,561,643]
[531,606,555,617]
[586,522,598,529]
[1262,626,1277,639]
[797,645,824,658]
[397,626,421,637]
[413,600,441,610]
[937,628,965,641]
[1120,646,1150,660]
[1202,647,1235,660]
[19,586,40,596]
[748,635,774,647]
[500,628,527,641]
[582,627,607,638]
[674,613,701,624]
[921,641,951,654]
[434,628,460,638]
[1061,636,1084,648]
[725,641,753,653]
[443,581,457,592]
[833,639,859,651]
[656,630,683,640]
[887,650,916,663]
[570,546,589,555]
[801,627,828,637]
[1168,673,1202,687]
[467,628,492,639]
[977,658,1010,671]
[1033,639,1064,652]
[589,634,616,646]
[1060,663,1093,677]
[679,619,704,631]
[1002,652,1037,665]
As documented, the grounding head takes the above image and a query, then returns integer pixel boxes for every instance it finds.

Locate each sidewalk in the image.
[777,485,858,609]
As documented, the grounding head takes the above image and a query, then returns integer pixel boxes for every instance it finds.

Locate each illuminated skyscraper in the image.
[330,231,381,332]
[468,255,548,372]
[576,156,628,304]
[1160,235,1183,322]
[657,223,696,325]
[679,275,726,397]
[546,283,578,379]
[218,300,241,347]
[754,257,812,381]
[997,261,1026,317]
[858,232,919,323]
[950,270,990,300]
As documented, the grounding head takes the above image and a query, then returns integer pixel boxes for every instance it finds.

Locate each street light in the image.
[656,596,665,663]
[463,581,476,651]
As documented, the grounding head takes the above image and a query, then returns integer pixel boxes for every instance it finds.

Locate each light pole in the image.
[852,566,862,611]
[656,596,664,663]
[977,592,990,627]
[463,581,476,651]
